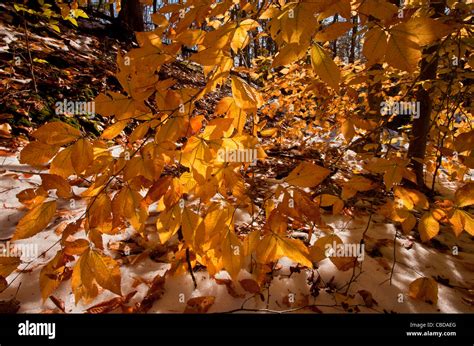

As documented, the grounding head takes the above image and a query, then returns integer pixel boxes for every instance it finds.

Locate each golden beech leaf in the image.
[454,183,474,208]
[402,17,452,46]
[156,204,182,244]
[215,97,247,134]
[269,2,320,44]
[309,234,342,262]
[50,146,75,178]
[314,22,353,42]
[16,187,48,209]
[309,234,357,271]
[231,19,259,54]
[341,175,376,200]
[13,201,56,240]
[32,122,81,145]
[239,278,260,293]
[363,26,388,65]
[272,43,309,67]
[454,129,474,153]
[401,213,417,233]
[409,277,438,305]
[222,229,244,279]
[394,186,429,211]
[39,251,73,301]
[310,44,340,91]
[41,174,72,199]
[72,248,121,304]
[256,233,312,268]
[386,25,421,72]
[181,208,204,247]
[20,142,59,166]
[449,209,474,237]
[184,296,215,313]
[88,194,112,231]
[71,139,94,174]
[63,239,90,256]
[315,194,344,215]
[0,257,21,278]
[284,162,330,188]
[341,119,355,143]
[231,76,263,112]
[101,120,129,140]
[356,0,398,22]
[129,122,150,143]
[418,212,440,242]
[365,158,407,191]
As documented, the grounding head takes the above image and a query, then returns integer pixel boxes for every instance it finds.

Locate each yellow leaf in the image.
[341,175,376,200]
[309,234,343,262]
[181,208,203,247]
[315,194,344,215]
[386,24,421,72]
[449,209,474,237]
[394,186,429,210]
[402,17,452,46]
[0,257,21,277]
[231,76,263,112]
[41,174,72,198]
[314,22,353,42]
[156,204,182,244]
[284,162,330,188]
[401,213,417,233]
[256,234,312,268]
[260,127,278,137]
[101,120,129,140]
[363,26,388,65]
[72,248,121,304]
[341,119,355,143]
[365,158,407,191]
[454,130,474,153]
[20,142,59,166]
[310,44,340,91]
[272,43,309,67]
[129,122,150,143]
[32,122,81,146]
[231,19,259,54]
[454,183,474,207]
[88,194,112,230]
[222,229,244,279]
[50,146,75,178]
[184,296,215,313]
[215,97,247,134]
[409,277,438,304]
[276,237,312,268]
[269,2,320,44]
[13,201,56,240]
[71,139,94,174]
[40,251,71,301]
[418,212,440,242]
[356,0,398,22]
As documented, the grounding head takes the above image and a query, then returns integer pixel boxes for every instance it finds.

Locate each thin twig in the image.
[22,16,38,93]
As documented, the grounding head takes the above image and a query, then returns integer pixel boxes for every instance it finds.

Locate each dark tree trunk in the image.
[407,0,445,189]
[348,16,358,63]
[119,0,145,33]
[331,14,339,58]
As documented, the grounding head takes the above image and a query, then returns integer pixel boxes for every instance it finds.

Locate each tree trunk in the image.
[407,0,445,189]
[331,14,339,58]
[119,0,145,33]
[348,16,358,63]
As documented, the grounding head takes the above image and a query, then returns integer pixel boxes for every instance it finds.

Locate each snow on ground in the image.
[0,149,473,313]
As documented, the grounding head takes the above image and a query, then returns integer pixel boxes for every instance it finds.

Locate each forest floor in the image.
[0,3,473,314]
[1,145,473,313]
